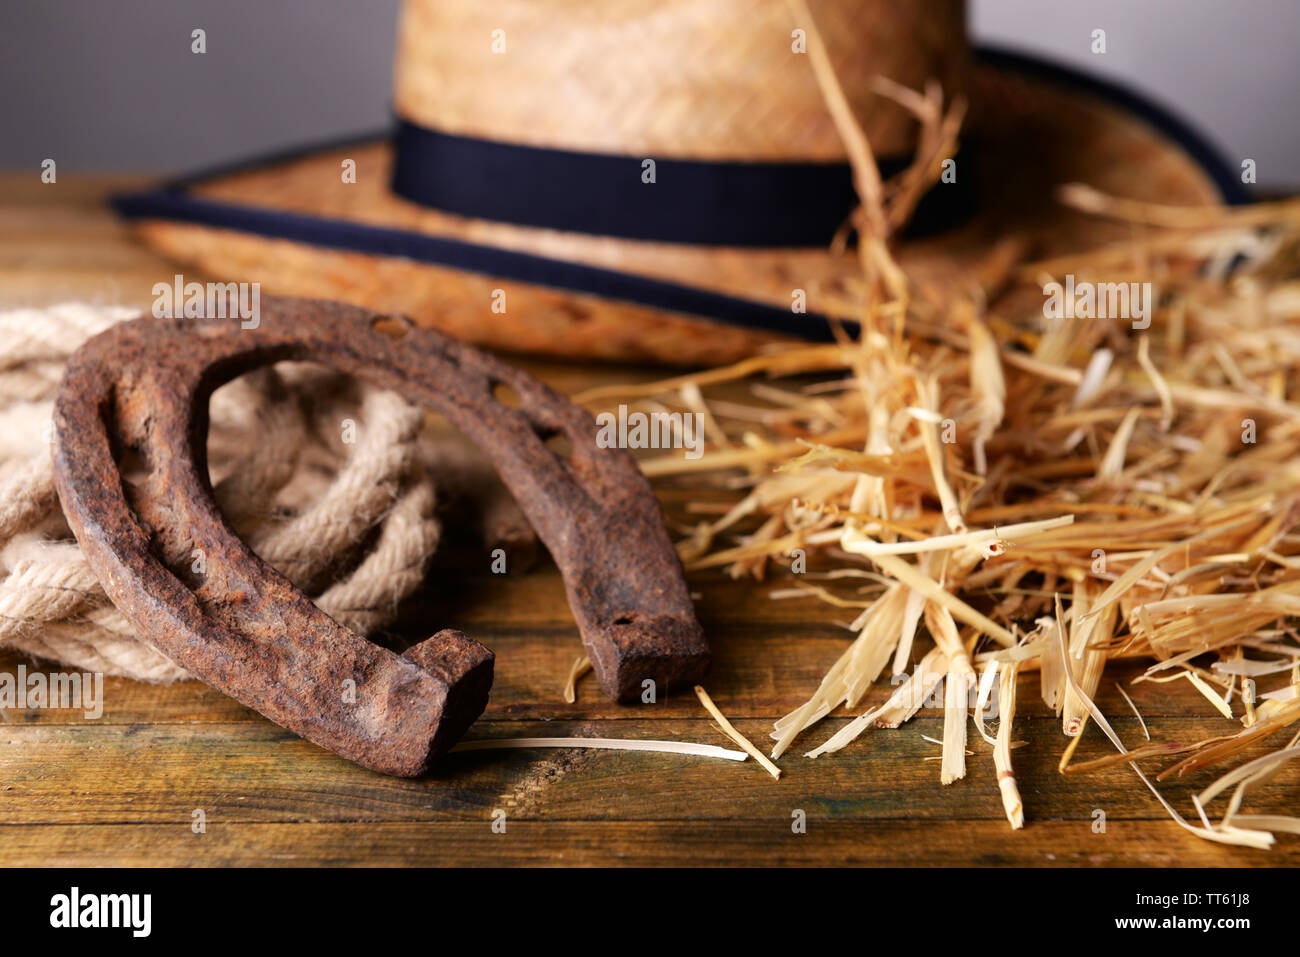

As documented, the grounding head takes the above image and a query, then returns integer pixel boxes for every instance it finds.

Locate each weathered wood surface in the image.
[0,175,1296,866]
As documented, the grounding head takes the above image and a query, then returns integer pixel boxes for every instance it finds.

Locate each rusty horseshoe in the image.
[52,296,709,776]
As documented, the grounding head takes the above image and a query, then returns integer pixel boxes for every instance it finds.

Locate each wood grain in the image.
[0,175,1295,867]
[0,820,1264,868]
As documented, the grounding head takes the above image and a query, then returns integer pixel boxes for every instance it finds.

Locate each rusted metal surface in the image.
[51,296,709,776]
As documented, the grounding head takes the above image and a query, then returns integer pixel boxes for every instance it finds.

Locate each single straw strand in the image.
[450,736,747,762]
[695,685,782,779]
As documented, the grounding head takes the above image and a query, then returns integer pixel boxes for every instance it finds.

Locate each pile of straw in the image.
[580,2,1300,848]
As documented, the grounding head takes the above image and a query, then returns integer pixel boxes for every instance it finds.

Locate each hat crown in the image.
[394,0,968,161]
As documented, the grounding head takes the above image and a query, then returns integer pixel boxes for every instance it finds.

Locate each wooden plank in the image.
[2,717,1295,827]
[2,556,1248,722]
[0,651,1248,726]
[0,819,1269,867]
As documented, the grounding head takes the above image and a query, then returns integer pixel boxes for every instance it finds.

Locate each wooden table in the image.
[1,176,1295,866]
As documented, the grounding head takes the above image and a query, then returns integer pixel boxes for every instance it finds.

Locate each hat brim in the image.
[116,48,1243,366]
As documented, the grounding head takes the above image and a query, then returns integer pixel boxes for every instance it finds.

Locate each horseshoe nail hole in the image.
[116,444,151,485]
[492,381,521,408]
[613,616,635,626]
[544,431,574,460]
[372,315,410,340]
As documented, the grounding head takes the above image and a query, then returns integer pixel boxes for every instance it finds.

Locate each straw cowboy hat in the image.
[114,0,1242,365]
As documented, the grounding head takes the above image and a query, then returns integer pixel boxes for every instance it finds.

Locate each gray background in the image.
[2,0,1296,189]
